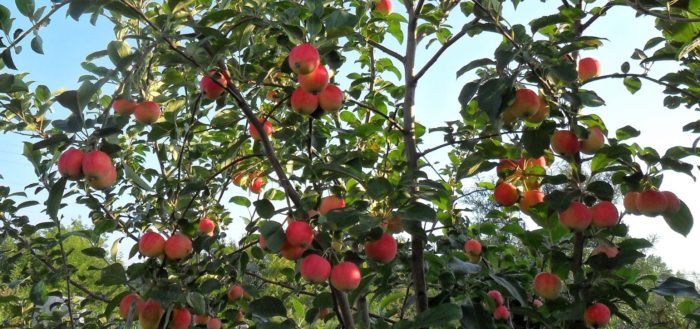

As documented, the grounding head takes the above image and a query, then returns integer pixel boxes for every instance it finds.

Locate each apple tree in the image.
[1,0,700,328]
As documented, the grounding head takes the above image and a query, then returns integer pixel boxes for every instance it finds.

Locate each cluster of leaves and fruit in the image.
[1,0,700,329]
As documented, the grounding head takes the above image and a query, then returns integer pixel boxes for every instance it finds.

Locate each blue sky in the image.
[2,2,699,275]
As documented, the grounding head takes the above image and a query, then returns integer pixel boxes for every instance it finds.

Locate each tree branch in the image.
[581,72,700,101]
[414,18,478,82]
[3,1,69,54]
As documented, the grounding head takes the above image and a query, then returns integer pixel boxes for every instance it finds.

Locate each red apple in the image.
[249,174,266,194]
[525,156,547,168]
[623,192,640,214]
[169,307,192,329]
[299,65,329,94]
[258,235,268,250]
[82,150,117,189]
[134,101,161,124]
[590,201,619,227]
[519,190,545,213]
[330,261,362,291]
[291,87,319,115]
[227,284,246,302]
[374,0,392,15]
[318,307,331,320]
[285,221,314,248]
[464,240,482,259]
[139,299,164,329]
[496,159,522,177]
[119,293,144,320]
[494,182,519,206]
[58,148,85,180]
[318,84,343,113]
[113,98,137,115]
[506,88,540,119]
[198,217,216,236]
[584,303,611,327]
[487,290,504,306]
[636,190,667,216]
[288,43,320,75]
[206,318,222,329]
[319,196,346,215]
[559,201,592,231]
[279,239,307,260]
[580,127,605,154]
[200,70,228,100]
[164,234,193,260]
[139,231,165,257]
[365,233,397,263]
[493,305,510,320]
[550,130,580,156]
[194,314,211,325]
[300,254,331,283]
[591,245,619,258]
[662,191,681,215]
[578,57,601,81]
[533,272,562,300]
[526,95,549,123]
[249,118,273,141]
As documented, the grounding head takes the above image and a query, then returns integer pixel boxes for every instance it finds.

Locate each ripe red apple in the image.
[506,88,540,119]
[119,293,144,320]
[286,221,315,248]
[113,98,137,115]
[58,148,85,180]
[280,239,307,260]
[300,254,331,283]
[580,127,605,154]
[318,307,331,320]
[206,318,222,329]
[559,201,592,231]
[494,182,519,206]
[525,156,547,169]
[299,65,329,94]
[231,172,246,186]
[82,150,117,189]
[533,272,562,300]
[365,233,398,263]
[496,159,522,177]
[248,174,266,194]
[319,196,346,215]
[134,101,161,124]
[590,201,619,227]
[636,190,668,216]
[578,57,601,81]
[139,231,165,257]
[487,290,504,306]
[583,303,611,327]
[164,234,193,260]
[249,118,273,141]
[318,84,344,112]
[258,235,268,250]
[464,240,482,260]
[519,190,545,213]
[139,299,164,329]
[228,284,246,302]
[169,307,192,329]
[526,95,549,123]
[591,245,619,258]
[198,217,216,236]
[623,192,640,214]
[194,314,211,325]
[550,130,580,156]
[374,0,392,15]
[200,70,228,100]
[493,305,510,320]
[288,43,320,75]
[330,261,362,291]
[661,191,681,215]
[291,87,319,115]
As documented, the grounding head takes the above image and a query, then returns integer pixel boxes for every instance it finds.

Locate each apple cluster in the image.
[57,148,117,189]
[501,88,550,124]
[492,156,548,212]
[232,171,267,194]
[486,290,510,321]
[288,43,344,116]
[113,99,162,124]
[624,190,681,218]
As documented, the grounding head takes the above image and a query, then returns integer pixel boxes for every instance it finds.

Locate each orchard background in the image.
[1,0,700,328]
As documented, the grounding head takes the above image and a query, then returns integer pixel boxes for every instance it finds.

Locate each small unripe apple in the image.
[206,318,222,329]
[134,101,161,124]
[198,217,216,236]
[519,190,545,213]
[578,57,601,82]
[227,284,246,302]
[113,98,137,115]
[591,245,619,258]
[318,84,344,113]
[494,182,519,206]
[194,314,211,325]
[636,190,668,216]
[119,293,144,320]
[169,307,192,329]
[139,231,165,257]
[319,196,346,215]
[82,150,117,190]
[365,233,398,263]
[487,290,504,306]
[249,118,273,141]
[464,240,482,258]
[584,303,611,327]
[58,148,85,180]
[291,87,319,115]
[164,234,193,260]
[200,70,228,100]
[374,0,393,15]
[506,88,540,119]
[550,130,580,156]
[580,127,605,154]
[288,43,320,75]
[300,254,331,283]
[299,65,329,94]
[139,299,164,329]
[590,201,619,227]
[330,261,362,292]
[285,221,315,248]
[533,272,562,300]
[493,305,510,320]
[526,95,549,123]
[623,192,640,214]
[661,191,681,215]
[559,201,592,231]
[279,239,307,260]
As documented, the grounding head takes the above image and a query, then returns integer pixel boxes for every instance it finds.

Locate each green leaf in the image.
[623,76,641,94]
[456,58,495,78]
[186,292,207,315]
[0,73,14,92]
[2,49,17,70]
[124,166,152,191]
[530,14,571,33]
[55,90,81,116]
[30,35,43,54]
[651,277,700,298]
[249,296,287,318]
[47,177,67,220]
[578,90,605,107]
[522,121,556,157]
[615,125,640,140]
[68,0,90,21]
[401,202,436,222]
[663,201,693,237]
[367,177,392,199]
[81,247,107,259]
[458,81,479,109]
[448,257,481,275]
[254,199,275,219]
[325,9,358,38]
[15,0,35,17]
[259,221,285,253]
[30,281,48,305]
[395,303,462,329]
[107,40,132,67]
[587,181,614,201]
[489,273,527,306]
[98,263,126,286]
